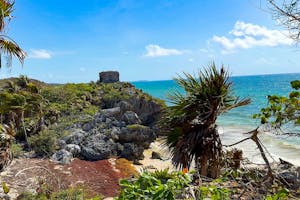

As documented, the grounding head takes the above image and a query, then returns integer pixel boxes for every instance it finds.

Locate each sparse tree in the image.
[267,0,300,42]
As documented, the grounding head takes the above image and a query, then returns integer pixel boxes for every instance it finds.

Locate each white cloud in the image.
[212,21,294,53]
[188,58,194,62]
[28,49,52,59]
[144,44,183,57]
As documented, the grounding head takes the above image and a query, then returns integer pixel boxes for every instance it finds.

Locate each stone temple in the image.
[99,71,119,83]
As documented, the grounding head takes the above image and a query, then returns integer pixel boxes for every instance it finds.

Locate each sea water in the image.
[132,73,300,165]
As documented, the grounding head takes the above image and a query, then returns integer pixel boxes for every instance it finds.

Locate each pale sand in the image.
[134,138,177,172]
[135,128,300,172]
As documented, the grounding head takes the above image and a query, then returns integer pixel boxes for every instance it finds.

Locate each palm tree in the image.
[161,63,250,178]
[0,0,26,68]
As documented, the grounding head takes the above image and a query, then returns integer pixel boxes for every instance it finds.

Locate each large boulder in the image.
[120,143,144,161]
[99,71,119,83]
[80,134,119,160]
[122,111,141,125]
[99,107,121,118]
[118,125,155,148]
[127,98,162,126]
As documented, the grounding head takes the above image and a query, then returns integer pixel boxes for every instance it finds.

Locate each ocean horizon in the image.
[132,72,300,165]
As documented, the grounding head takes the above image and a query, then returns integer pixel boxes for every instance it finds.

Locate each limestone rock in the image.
[63,129,88,145]
[100,107,121,118]
[51,149,72,164]
[120,143,144,161]
[122,111,141,125]
[151,151,162,160]
[81,136,118,160]
[65,144,81,156]
[118,125,155,148]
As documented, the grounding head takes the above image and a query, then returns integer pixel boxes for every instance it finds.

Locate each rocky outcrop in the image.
[50,79,164,164]
[99,71,119,83]
[53,105,160,163]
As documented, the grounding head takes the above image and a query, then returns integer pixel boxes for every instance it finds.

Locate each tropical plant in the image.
[253,80,300,133]
[161,63,250,178]
[0,123,14,170]
[28,129,56,157]
[0,0,26,68]
[117,169,191,200]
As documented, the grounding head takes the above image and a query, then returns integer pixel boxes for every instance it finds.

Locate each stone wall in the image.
[99,71,119,83]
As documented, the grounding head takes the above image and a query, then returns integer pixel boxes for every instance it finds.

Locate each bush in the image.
[28,129,56,157]
[17,187,103,200]
[11,143,24,158]
[117,169,191,200]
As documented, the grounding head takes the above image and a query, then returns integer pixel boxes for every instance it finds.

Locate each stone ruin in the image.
[99,71,119,83]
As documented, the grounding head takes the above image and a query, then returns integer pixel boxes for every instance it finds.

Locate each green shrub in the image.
[16,187,103,200]
[28,129,56,157]
[50,187,86,200]
[11,143,24,158]
[117,169,191,200]
[199,185,231,200]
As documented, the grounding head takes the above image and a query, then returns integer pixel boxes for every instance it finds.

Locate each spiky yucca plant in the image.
[161,63,250,178]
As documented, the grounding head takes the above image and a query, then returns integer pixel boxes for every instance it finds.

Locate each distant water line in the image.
[132,73,300,149]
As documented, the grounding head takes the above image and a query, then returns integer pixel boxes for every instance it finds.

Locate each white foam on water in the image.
[219,126,300,166]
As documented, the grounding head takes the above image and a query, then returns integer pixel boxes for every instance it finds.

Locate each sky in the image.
[1,0,299,83]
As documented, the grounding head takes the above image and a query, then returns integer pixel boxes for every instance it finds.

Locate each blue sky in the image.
[1,0,299,83]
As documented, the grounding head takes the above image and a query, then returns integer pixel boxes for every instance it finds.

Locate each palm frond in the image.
[0,0,14,32]
[0,35,26,68]
[160,63,251,173]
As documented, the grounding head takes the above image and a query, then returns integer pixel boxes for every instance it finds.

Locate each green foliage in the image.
[28,129,56,157]
[11,142,24,158]
[161,63,250,177]
[199,185,231,200]
[2,182,9,194]
[253,80,300,128]
[49,187,86,200]
[117,169,191,200]
[16,187,103,200]
[265,188,289,200]
[0,0,26,69]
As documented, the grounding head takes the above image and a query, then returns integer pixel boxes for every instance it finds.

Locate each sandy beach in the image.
[135,127,300,172]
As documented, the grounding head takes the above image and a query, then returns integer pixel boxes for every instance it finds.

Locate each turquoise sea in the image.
[132,73,300,165]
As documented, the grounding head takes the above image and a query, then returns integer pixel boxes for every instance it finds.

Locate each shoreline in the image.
[135,127,300,172]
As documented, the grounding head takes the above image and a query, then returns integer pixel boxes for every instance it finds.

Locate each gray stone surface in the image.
[81,139,117,161]
[65,144,81,156]
[122,111,141,125]
[99,71,119,83]
[120,143,144,161]
[100,107,121,118]
[51,149,72,164]
[63,129,87,145]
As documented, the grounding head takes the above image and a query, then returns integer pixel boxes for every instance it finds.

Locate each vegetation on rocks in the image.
[0,75,164,171]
